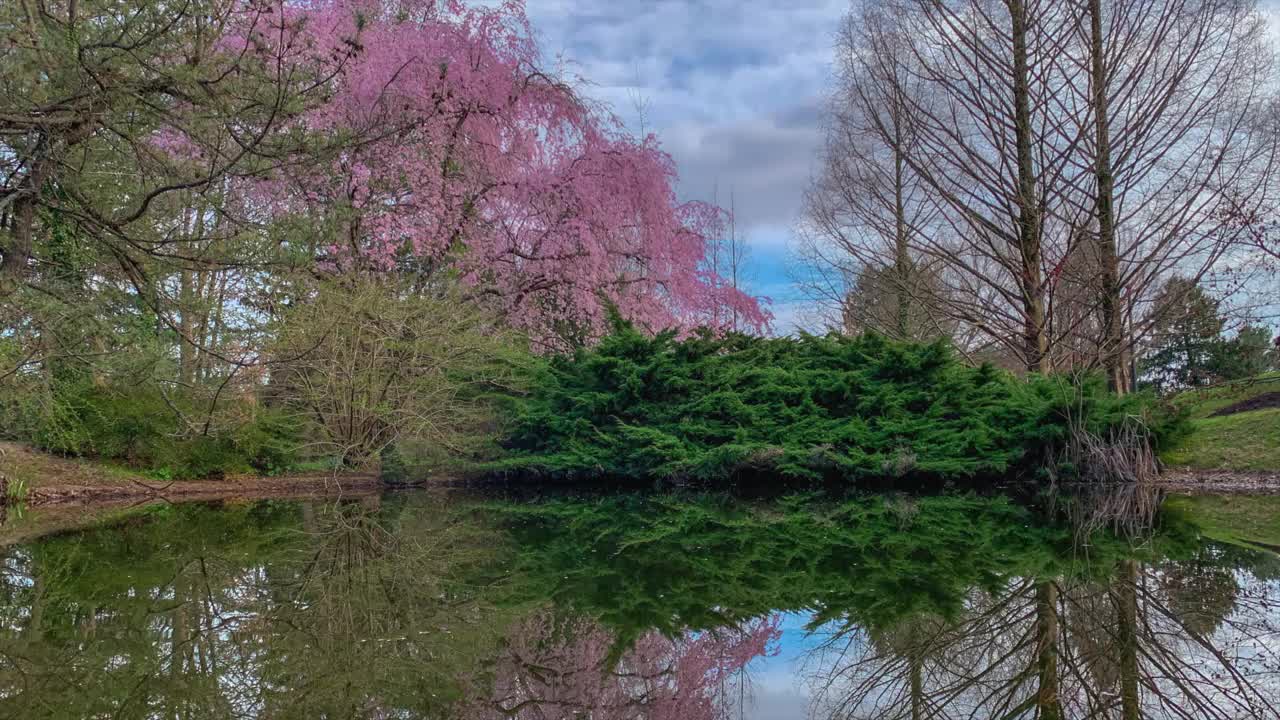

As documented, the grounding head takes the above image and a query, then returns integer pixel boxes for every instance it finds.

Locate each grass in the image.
[1159,373,1280,472]
[0,441,152,492]
[1168,372,1280,419]
[1164,494,1280,550]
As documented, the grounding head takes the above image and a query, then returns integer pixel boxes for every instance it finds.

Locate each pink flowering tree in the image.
[470,611,782,720]
[265,0,768,348]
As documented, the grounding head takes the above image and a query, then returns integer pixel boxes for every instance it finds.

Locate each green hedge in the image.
[490,321,1179,485]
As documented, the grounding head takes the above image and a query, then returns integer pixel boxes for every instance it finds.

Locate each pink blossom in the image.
[254,0,769,346]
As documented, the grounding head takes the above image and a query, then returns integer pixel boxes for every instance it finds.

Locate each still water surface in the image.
[0,489,1277,719]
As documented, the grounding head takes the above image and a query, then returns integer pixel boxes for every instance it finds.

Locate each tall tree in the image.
[1065,0,1276,390]
[1139,277,1225,392]
[269,0,767,349]
[808,0,1086,371]
[0,0,351,295]
[1086,0,1124,392]
[797,7,943,341]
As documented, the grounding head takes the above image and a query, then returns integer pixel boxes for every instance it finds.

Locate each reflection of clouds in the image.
[1152,569,1280,716]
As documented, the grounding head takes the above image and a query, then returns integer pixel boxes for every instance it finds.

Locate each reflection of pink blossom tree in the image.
[472,612,781,720]
[266,0,767,347]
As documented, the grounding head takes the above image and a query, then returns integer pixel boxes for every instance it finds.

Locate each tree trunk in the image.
[910,651,924,720]
[1036,581,1063,720]
[1089,0,1126,393]
[1115,559,1140,720]
[893,106,912,341]
[1010,0,1049,373]
[0,139,46,294]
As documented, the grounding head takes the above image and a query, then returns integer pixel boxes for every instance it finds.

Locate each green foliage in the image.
[1138,279,1278,393]
[1140,278,1226,393]
[480,493,1196,644]
[1207,325,1277,381]
[269,277,528,469]
[0,495,518,720]
[13,375,302,479]
[379,443,410,485]
[492,320,1173,484]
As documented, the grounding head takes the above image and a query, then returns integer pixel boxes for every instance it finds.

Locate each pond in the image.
[0,488,1277,719]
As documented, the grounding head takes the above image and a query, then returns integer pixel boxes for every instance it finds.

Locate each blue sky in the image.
[524,0,847,333]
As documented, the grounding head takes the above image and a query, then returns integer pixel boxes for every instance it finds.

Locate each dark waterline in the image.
[0,488,1277,719]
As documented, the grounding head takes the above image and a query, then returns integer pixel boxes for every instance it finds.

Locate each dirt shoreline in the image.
[13,469,1280,509]
[1,441,398,509]
[1150,469,1280,494]
[23,471,387,508]
[6,440,1280,511]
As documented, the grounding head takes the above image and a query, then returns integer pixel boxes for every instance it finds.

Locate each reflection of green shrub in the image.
[492,319,1182,485]
[483,493,1197,643]
[19,376,302,479]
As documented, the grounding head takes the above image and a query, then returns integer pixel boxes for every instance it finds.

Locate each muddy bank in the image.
[1,441,395,509]
[24,472,386,508]
[1152,469,1280,495]
[18,468,1280,509]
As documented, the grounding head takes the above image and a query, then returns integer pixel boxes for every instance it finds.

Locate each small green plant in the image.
[379,443,410,485]
[3,473,29,504]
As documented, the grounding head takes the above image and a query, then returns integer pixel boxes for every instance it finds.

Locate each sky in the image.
[524,0,1280,335]
[524,0,847,333]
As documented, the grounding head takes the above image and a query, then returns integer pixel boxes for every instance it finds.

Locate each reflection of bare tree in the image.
[469,610,781,720]
[805,612,959,719]
[804,558,1280,719]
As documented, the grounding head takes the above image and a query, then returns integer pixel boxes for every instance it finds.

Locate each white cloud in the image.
[526,0,844,232]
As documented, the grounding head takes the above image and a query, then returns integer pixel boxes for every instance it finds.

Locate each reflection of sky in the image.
[737,566,1280,719]
[745,611,834,720]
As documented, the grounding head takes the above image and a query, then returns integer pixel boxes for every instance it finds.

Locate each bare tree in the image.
[795,7,953,343]
[269,277,524,467]
[1062,0,1279,391]
[707,185,756,332]
[799,0,1279,378]
[857,0,1088,372]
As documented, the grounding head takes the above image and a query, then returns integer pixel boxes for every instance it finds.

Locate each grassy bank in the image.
[0,442,381,508]
[1160,373,1280,472]
[0,441,148,502]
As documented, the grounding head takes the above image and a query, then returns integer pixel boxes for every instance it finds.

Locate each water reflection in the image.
[803,561,1280,719]
[0,490,1276,719]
